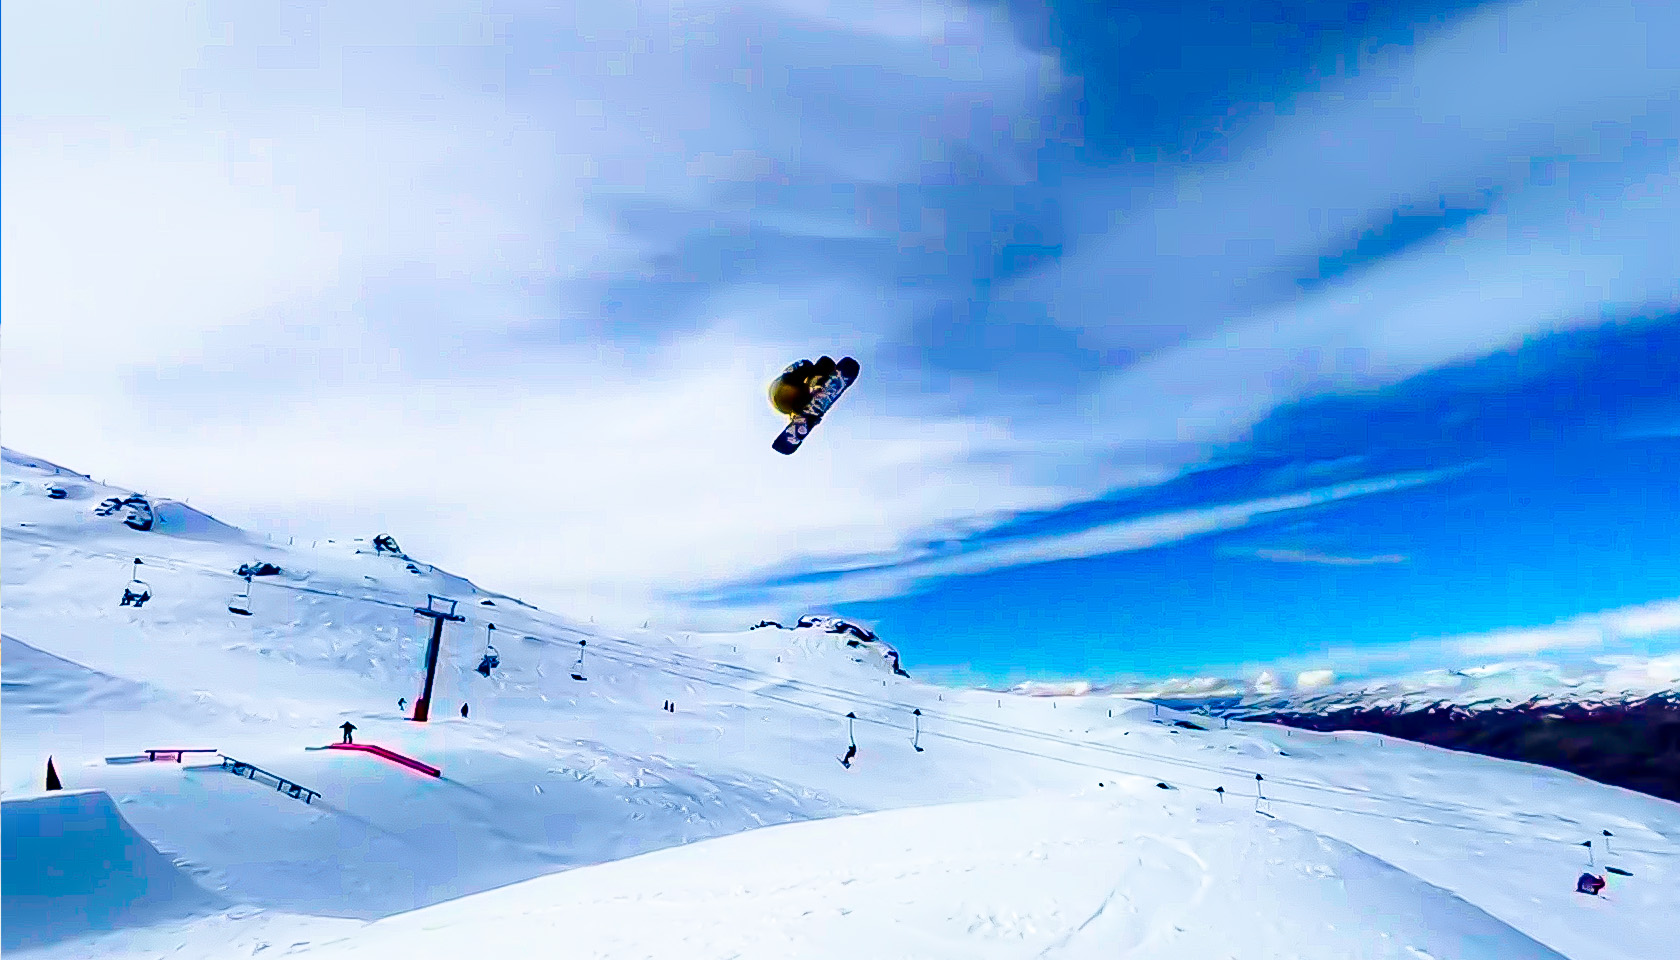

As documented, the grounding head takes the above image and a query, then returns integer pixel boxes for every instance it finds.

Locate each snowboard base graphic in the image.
[772,357,859,455]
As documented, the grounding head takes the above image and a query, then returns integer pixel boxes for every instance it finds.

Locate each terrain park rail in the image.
[105,748,219,765]
[326,743,441,777]
[218,755,321,804]
[146,748,219,762]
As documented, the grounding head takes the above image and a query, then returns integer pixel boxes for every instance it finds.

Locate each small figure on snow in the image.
[398,697,407,712]
[340,721,356,744]
[1576,872,1606,896]
[840,744,857,768]
[460,703,469,719]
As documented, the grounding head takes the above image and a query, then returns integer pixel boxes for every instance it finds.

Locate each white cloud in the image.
[1294,670,1336,690]
[1003,0,1680,451]
[1451,598,1680,658]
[1009,680,1093,698]
[1,0,1073,626]
[706,469,1449,610]
[4,0,1674,629]
[1241,548,1408,567]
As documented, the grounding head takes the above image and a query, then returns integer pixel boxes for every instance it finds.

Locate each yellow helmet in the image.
[769,378,806,415]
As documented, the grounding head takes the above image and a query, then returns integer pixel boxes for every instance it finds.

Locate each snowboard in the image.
[772,357,859,455]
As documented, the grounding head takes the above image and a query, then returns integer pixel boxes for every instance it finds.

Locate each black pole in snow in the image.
[413,597,464,722]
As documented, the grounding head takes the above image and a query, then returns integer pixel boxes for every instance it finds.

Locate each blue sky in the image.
[4,0,1677,688]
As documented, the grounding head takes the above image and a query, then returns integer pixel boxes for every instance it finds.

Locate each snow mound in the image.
[298,796,1568,960]
[1,789,229,951]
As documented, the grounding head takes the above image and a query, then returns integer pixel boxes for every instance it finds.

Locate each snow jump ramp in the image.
[2,789,229,951]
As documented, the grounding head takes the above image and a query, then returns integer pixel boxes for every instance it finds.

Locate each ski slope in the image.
[3,447,1677,959]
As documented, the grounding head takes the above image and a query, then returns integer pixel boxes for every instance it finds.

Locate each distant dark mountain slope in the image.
[1238,695,1680,803]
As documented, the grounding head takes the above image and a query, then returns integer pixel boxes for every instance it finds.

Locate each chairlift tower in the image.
[411,595,464,722]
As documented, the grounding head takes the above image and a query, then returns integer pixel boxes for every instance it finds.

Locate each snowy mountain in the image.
[1096,656,1680,715]
[4,447,1678,960]
[1078,641,1680,806]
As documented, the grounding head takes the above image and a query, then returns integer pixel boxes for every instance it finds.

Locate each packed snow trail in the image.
[4,448,1678,959]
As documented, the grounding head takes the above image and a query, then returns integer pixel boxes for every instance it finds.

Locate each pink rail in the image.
[325,742,441,777]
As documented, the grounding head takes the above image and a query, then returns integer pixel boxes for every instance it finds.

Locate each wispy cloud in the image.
[1256,596,1680,679]
[996,0,1680,453]
[695,468,1449,611]
[1451,598,1680,658]
[1236,548,1409,567]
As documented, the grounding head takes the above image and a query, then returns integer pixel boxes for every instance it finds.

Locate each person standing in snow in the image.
[460,703,469,719]
[340,721,356,744]
[398,697,407,712]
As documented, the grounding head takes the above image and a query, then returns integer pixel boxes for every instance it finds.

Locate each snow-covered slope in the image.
[300,794,1573,960]
[4,448,1678,960]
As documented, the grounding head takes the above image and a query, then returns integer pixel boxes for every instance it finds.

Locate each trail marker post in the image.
[412,595,464,722]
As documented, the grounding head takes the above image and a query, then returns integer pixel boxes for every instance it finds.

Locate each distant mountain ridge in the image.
[1135,662,1680,804]
[1232,692,1680,804]
[1034,657,1680,804]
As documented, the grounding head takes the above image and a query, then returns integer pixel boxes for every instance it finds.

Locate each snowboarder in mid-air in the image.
[769,355,860,455]
[340,721,356,744]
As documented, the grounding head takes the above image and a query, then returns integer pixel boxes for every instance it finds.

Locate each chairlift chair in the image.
[570,639,588,681]
[119,558,151,607]
[228,574,254,616]
[840,711,858,767]
[476,623,500,677]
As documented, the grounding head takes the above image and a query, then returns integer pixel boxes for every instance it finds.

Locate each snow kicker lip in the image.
[1,789,229,951]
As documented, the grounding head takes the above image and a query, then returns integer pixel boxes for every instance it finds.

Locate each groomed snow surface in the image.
[3,448,1676,959]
